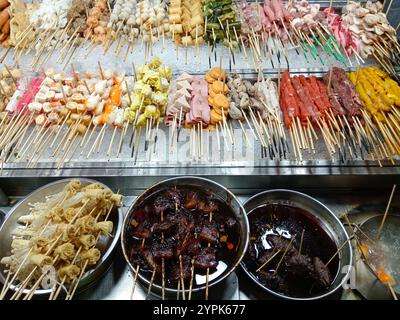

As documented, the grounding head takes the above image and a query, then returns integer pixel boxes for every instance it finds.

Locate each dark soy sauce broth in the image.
[126,187,241,290]
[243,203,339,298]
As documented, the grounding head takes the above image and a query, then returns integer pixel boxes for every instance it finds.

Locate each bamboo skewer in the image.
[376,184,397,240]
[256,249,282,273]
[0,108,25,145]
[274,236,296,275]
[204,210,214,300]
[81,124,98,155]
[107,126,118,157]
[188,257,195,300]
[130,238,145,300]
[146,269,156,299]
[56,133,79,169]
[325,237,352,268]
[117,122,129,157]
[7,114,35,160]
[87,125,105,158]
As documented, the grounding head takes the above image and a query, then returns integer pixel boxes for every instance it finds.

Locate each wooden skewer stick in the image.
[256,249,282,273]
[98,61,105,80]
[28,130,65,166]
[22,254,61,300]
[117,122,128,157]
[84,38,97,58]
[80,124,98,155]
[107,126,118,157]
[205,211,214,300]
[57,27,81,63]
[188,257,195,300]
[56,133,78,170]
[130,238,146,300]
[37,22,73,69]
[79,118,93,148]
[30,119,49,150]
[114,33,124,55]
[60,117,83,154]
[376,184,397,240]
[62,37,81,71]
[50,112,71,148]
[146,269,156,299]
[0,109,23,145]
[0,113,14,141]
[96,124,108,154]
[179,254,186,300]
[0,111,28,150]
[10,251,55,300]
[238,120,251,147]
[291,121,303,161]
[296,117,306,149]
[151,119,160,155]
[7,116,34,160]
[26,127,52,164]
[274,236,296,275]
[3,111,31,149]
[289,127,298,160]
[12,23,34,52]
[386,0,394,14]
[307,123,315,153]
[15,124,39,162]
[86,125,104,158]
[325,237,352,268]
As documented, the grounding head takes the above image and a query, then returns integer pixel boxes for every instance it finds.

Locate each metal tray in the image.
[1,2,398,178]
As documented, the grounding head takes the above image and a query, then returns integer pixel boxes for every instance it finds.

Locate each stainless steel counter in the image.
[0,183,398,300]
[0,0,398,300]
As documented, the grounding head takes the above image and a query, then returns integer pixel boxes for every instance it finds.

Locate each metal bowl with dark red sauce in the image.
[241,189,352,300]
[121,176,249,299]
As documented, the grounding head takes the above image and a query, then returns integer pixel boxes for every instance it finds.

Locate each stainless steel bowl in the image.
[355,214,400,300]
[121,176,250,298]
[0,178,123,297]
[241,189,353,300]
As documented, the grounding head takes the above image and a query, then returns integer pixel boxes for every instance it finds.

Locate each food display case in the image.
[0,0,399,301]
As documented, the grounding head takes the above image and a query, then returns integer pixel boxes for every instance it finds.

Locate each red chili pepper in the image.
[227,242,234,250]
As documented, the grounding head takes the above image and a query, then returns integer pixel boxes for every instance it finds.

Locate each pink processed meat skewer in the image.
[15,76,45,113]
[165,73,193,127]
[323,8,359,56]
[259,4,272,31]
[5,76,44,114]
[263,0,276,21]
[186,77,210,127]
[271,0,283,21]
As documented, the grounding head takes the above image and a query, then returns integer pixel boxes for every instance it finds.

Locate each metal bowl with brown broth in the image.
[241,189,352,300]
[121,176,250,298]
